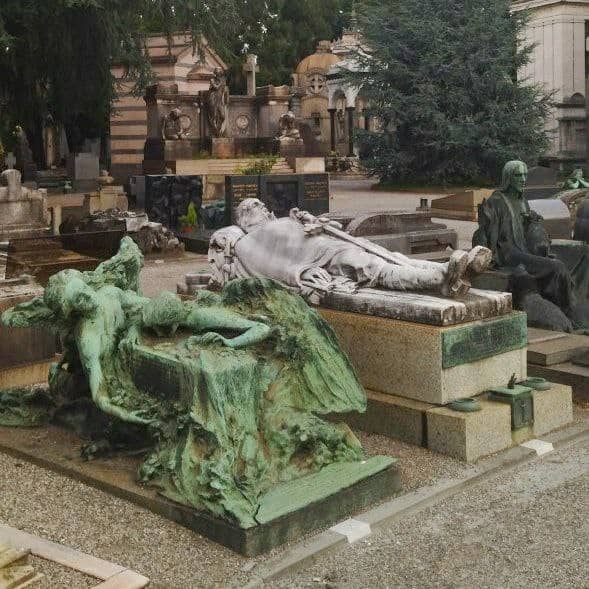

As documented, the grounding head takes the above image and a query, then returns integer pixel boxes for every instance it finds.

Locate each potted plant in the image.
[179,201,198,233]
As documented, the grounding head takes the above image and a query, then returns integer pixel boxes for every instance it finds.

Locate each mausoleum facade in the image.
[513,0,589,165]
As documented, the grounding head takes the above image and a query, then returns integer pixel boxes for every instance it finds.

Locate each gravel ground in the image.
[276,437,589,589]
[0,426,475,589]
[141,253,208,298]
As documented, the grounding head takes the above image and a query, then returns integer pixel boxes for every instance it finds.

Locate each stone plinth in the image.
[0,277,56,387]
[0,169,50,240]
[532,384,573,436]
[211,138,236,159]
[319,307,527,404]
[430,189,493,221]
[426,400,512,461]
[330,384,573,462]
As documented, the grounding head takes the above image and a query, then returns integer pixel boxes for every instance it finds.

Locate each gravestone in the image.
[224,175,260,224]
[301,173,330,215]
[145,175,203,230]
[225,173,329,224]
[524,166,561,200]
[66,153,99,192]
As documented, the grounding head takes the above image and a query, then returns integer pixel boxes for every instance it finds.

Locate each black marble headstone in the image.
[225,173,330,224]
[259,175,303,219]
[225,176,260,224]
[301,174,330,216]
[145,175,203,230]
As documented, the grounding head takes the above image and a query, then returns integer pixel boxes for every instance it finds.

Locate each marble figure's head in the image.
[501,160,528,194]
[236,198,276,233]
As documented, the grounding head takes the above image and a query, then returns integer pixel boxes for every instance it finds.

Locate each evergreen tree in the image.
[227,0,354,92]
[0,0,238,160]
[350,0,551,185]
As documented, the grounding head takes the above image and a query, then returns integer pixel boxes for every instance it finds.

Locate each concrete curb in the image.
[242,421,589,588]
[0,524,149,589]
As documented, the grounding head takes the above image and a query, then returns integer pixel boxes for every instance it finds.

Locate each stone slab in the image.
[527,328,568,345]
[532,384,573,437]
[320,288,513,327]
[527,334,589,366]
[527,362,589,401]
[0,425,400,557]
[319,309,527,404]
[426,400,513,462]
[528,199,572,240]
[179,230,215,254]
[572,351,589,367]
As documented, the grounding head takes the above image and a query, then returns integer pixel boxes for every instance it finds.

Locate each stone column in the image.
[586,25,589,164]
[346,106,355,157]
[52,205,62,235]
[328,108,337,153]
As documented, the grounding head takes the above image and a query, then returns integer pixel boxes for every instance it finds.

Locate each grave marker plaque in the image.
[225,175,260,224]
[302,173,330,215]
[225,173,330,225]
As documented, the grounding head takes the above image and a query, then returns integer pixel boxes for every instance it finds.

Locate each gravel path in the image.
[276,438,589,589]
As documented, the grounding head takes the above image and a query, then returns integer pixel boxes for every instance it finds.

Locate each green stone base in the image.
[0,425,400,556]
[173,457,399,555]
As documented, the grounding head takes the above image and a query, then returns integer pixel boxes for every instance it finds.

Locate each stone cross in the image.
[1,168,22,201]
[242,54,259,97]
[5,152,16,169]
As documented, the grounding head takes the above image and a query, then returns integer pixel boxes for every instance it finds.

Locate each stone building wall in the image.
[110,34,226,184]
[513,0,589,165]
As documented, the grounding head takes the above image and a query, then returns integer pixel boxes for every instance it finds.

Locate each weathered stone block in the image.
[211,138,235,159]
[532,384,573,436]
[426,400,512,462]
[319,309,527,404]
[331,390,429,446]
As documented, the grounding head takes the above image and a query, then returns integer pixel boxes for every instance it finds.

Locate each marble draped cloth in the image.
[210,217,430,293]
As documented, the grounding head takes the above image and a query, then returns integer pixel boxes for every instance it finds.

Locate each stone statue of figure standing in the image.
[206,67,229,138]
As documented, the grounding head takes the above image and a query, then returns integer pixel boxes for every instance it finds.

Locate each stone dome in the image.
[295,41,342,74]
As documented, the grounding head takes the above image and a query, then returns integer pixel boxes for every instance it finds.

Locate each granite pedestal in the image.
[319,289,526,405]
[319,287,575,461]
[331,384,573,462]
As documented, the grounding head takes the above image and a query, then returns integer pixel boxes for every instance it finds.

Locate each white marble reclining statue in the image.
[208,199,492,304]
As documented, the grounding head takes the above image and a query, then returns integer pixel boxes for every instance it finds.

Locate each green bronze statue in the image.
[473,160,589,332]
[0,238,391,528]
[563,168,589,191]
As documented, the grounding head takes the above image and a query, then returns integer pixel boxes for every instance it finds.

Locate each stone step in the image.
[0,546,30,569]
[0,543,43,588]
[0,565,42,588]
[527,334,589,366]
